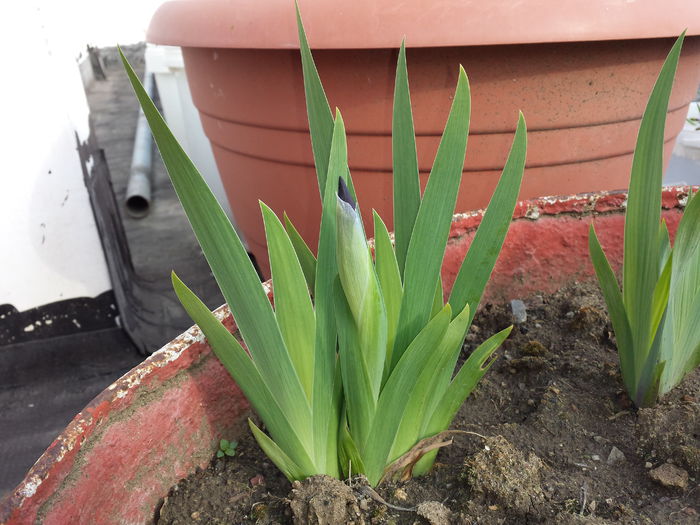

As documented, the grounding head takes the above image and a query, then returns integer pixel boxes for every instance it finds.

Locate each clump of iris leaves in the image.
[121,6,698,486]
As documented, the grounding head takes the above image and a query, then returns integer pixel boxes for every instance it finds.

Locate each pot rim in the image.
[147,0,700,50]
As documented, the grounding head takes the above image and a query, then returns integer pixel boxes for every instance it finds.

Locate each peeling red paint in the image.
[444,188,690,302]
[0,188,693,525]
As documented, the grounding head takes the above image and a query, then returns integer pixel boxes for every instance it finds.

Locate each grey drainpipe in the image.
[125,71,154,218]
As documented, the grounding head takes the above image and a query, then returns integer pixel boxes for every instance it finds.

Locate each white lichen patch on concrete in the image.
[18,475,43,498]
[525,205,541,220]
[452,208,485,222]
[540,194,580,206]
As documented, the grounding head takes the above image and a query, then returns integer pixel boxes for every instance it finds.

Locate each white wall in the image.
[0,1,161,311]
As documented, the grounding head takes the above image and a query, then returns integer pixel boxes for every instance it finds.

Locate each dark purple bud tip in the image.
[338,177,356,210]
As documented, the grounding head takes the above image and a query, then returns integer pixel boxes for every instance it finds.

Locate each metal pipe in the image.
[125,71,154,218]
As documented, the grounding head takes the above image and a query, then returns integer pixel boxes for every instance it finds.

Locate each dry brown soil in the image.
[156,283,699,524]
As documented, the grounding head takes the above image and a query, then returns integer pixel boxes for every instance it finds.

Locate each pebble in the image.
[593,435,605,443]
[607,446,626,465]
[190,511,201,520]
[510,299,528,324]
[394,488,408,501]
[645,462,653,469]
[591,455,601,462]
[529,295,545,307]
[565,311,575,319]
[249,474,265,486]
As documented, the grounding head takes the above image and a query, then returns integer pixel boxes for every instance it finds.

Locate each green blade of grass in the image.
[388,303,470,464]
[261,203,316,400]
[249,420,307,481]
[390,67,471,370]
[589,225,636,394]
[296,3,334,197]
[372,211,403,378]
[171,273,316,474]
[661,190,700,392]
[649,253,673,347]
[636,308,668,407]
[284,212,317,291]
[622,33,684,374]
[392,41,421,276]
[338,410,368,478]
[310,111,350,477]
[334,279,377,452]
[121,49,312,441]
[363,305,452,485]
[449,114,527,324]
[430,278,444,319]
[425,325,511,437]
[658,219,671,272]
[410,324,510,476]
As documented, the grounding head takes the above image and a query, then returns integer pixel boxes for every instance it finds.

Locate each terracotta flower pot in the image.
[0,188,691,524]
[147,0,700,277]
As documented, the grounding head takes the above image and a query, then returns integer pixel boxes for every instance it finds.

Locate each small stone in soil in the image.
[393,487,408,501]
[510,299,527,324]
[529,295,545,307]
[249,474,264,486]
[648,463,689,489]
[607,446,626,465]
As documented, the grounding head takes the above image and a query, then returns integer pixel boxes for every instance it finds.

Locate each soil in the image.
[156,283,699,524]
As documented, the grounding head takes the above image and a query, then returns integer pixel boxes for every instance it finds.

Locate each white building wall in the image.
[0,1,161,311]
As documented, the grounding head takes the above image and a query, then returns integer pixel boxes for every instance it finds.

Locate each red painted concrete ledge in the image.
[0,188,693,524]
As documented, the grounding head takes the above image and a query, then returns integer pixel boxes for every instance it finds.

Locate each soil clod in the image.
[289,475,359,525]
[648,463,689,489]
[464,435,545,515]
[415,501,451,525]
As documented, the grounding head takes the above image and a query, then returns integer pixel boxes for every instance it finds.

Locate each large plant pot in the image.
[0,188,691,524]
[147,0,700,277]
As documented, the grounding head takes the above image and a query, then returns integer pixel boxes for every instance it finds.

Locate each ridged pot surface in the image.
[182,39,700,276]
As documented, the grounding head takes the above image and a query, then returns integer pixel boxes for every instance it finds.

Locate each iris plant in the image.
[589,33,700,407]
[121,8,527,485]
